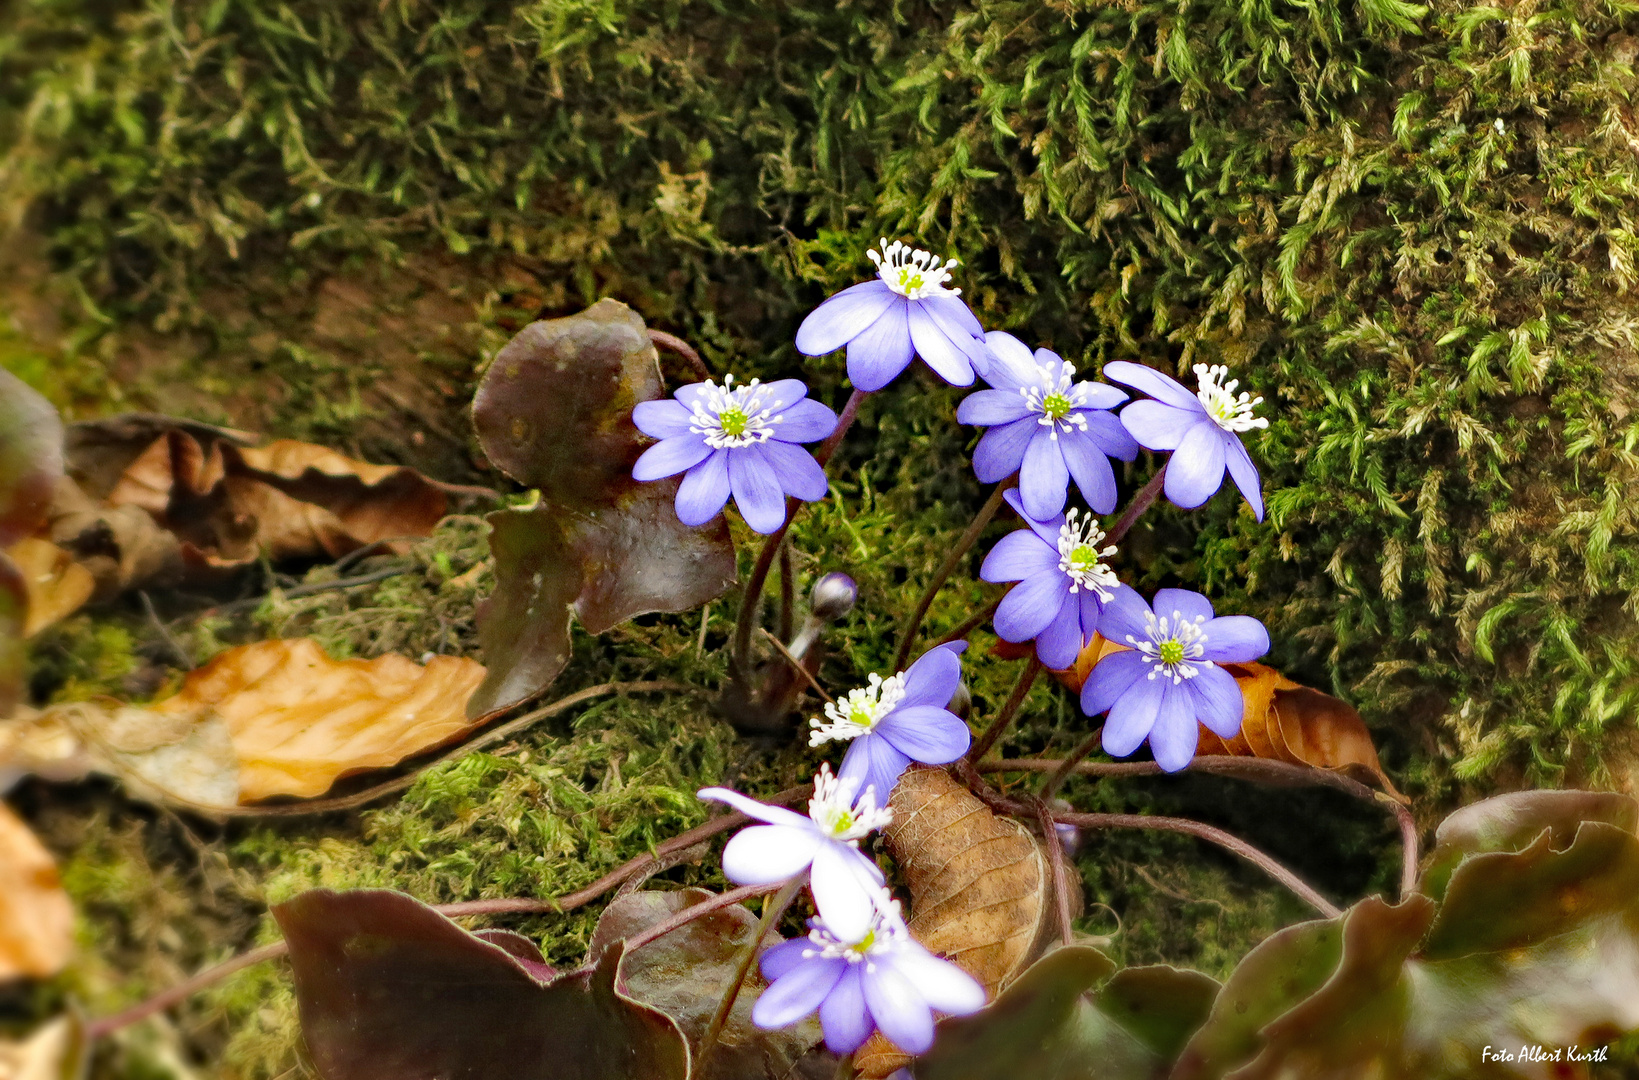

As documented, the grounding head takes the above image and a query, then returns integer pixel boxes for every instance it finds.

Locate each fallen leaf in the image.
[0,801,74,981]
[21,639,487,808]
[467,300,736,719]
[0,1016,87,1080]
[274,888,690,1080]
[1057,638,1403,798]
[62,413,254,501]
[0,372,64,716]
[1175,790,1639,1079]
[588,889,828,1079]
[5,539,93,637]
[907,949,1217,1080]
[0,708,96,793]
[856,765,1076,1077]
[46,476,184,599]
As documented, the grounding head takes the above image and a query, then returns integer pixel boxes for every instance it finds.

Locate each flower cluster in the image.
[644,237,1283,1061]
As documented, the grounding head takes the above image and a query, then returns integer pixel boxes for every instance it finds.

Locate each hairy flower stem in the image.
[1038,727,1104,803]
[731,390,867,680]
[1048,808,1342,918]
[87,785,816,1039]
[622,882,782,954]
[1035,798,1076,944]
[648,329,712,382]
[966,654,1042,763]
[695,875,804,1069]
[1105,462,1168,546]
[893,475,1016,671]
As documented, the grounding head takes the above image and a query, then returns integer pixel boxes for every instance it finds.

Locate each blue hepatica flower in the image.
[753,898,986,1055]
[1103,361,1268,521]
[808,643,972,804]
[795,239,988,392]
[698,764,890,942]
[1082,587,1269,772]
[958,332,1138,520]
[981,489,1119,670]
[632,375,838,534]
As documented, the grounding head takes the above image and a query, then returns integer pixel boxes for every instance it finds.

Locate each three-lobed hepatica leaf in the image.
[275,888,690,1080]
[587,889,831,1080]
[467,300,736,719]
[904,946,1217,1080]
[1174,789,1639,1079]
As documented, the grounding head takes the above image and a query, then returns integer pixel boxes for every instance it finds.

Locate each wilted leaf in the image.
[274,888,690,1080]
[4,539,93,637]
[856,766,1076,1077]
[0,800,74,981]
[1177,791,1639,1079]
[1057,639,1402,798]
[588,889,828,1080]
[467,301,736,718]
[905,947,1215,1080]
[0,1016,86,1080]
[0,371,63,548]
[46,477,184,599]
[0,709,93,793]
[62,413,254,501]
[29,639,486,808]
[1418,788,1639,901]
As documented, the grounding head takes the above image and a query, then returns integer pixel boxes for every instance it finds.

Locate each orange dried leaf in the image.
[5,539,94,637]
[0,802,73,981]
[155,639,488,802]
[0,1016,85,1080]
[856,766,1077,1078]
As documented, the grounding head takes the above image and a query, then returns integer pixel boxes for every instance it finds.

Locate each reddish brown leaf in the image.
[0,800,73,981]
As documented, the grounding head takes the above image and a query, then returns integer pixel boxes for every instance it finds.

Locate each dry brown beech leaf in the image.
[0,1016,87,1080]
[0,709,94,793]
[856,765,1079,1078]
[105,429,452,567]
[39,639,486,808]
[0,801,74,981]
[46,476,184,600]
[4,539,93,637]
[1056,638,1404,799]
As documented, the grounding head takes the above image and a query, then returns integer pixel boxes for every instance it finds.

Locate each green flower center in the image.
[1041,391,1074,420]
[1158,640,1186,666]
[898,269,925,293]
[1069,544,1100,572]
[718,407,750,437]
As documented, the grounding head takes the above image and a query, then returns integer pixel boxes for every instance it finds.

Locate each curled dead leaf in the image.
[10,639,486,809]
[4,539,93,637]
[0,1016,86,1080]
[1057,638,1403,799]
[856,766,1077,1078]
[0,801,73,981]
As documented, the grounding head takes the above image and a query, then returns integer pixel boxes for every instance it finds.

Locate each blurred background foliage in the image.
[5,0,1639,1073]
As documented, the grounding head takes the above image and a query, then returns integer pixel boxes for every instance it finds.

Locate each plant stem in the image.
[966,654,1042,763]
[1038,727,1103,803]
[648,329,712,381]
[893,477,1014,671]
[761,628,834,703]
[695,876,804,1069]
[731,390,867,678]
[622,883,781,953]
[1105,463,1168,546]
[1384,793,1420,899]
[1035,799,1075,944]
[1048,808,1341,918]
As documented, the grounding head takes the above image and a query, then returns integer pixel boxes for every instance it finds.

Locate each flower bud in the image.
[810,572,858,622]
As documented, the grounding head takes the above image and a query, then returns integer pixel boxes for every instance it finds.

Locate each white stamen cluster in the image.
[803,895,907,967]
[809,672,906,747]
[1056,510,1119,598]
[688,374,783,449]
[1020,357,1092,440]
[807,764,893,842]
[1194,364,1268,434]
[1127,610,1209,684]
[868,238,960,300]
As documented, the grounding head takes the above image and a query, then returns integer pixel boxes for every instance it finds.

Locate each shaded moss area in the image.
[5,0,1639,1074]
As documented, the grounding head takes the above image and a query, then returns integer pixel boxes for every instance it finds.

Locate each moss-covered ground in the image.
[5,0,1639,1073]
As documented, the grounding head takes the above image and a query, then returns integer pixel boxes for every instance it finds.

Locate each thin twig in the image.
[622,883,779,953]
[139,591,194,670]
[966,655,1042,763]
[211,680,696,817]
[1035,799,1075,944]
[761,628,834,703]
[1038,727,1103,803]
[731,390,866,678]
[893,478,1015,671]
[696,876,803,1069]
[212,565,411,616]
[86,783,816,1038]
[1049,808,1342,918]
[648,329,713,382]
[1105,464,1168,546]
